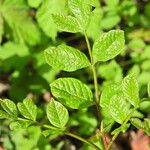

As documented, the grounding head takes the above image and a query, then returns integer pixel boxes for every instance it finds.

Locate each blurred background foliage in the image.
[0,0,150,149]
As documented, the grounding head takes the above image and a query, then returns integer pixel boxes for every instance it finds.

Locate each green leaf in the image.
[0,110,14,119]
[92,30,125,63]
[144,119,150,136]
[148,82,150,97]
[28,0,42,8]
[10,119,32,130]
[0,42,29,60]
[52,14,81,33]
[111,123,130,135]
[17,98,37,121]
[50,78,93,109]
[36,0,67,40]
[139,98,150,113]
[109,94,130,124]
[87,8,103,40]
[122,74,140,107]
[100,15,121,30]
[130,118,145,129]
[0,99,17,117]
[101,109,115,133]
[98,60,123,82]
[68,0,92,30]
[47,98,69,128]
[44,44,90,72]
[1,0,41,45]
[100,82,121,109]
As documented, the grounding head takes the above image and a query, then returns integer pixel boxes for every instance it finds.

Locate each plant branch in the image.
[42,124,100,150]
[84,32,101,122]
[64,132,101,150]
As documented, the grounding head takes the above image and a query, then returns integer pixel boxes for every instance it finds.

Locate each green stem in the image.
[42,124,100,150]
[84,32,100,122]
[84,32,105,149]
[106,108,136,150]
[64,132,101,150]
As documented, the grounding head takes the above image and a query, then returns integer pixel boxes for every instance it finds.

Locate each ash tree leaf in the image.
[47,98,69,128]
[44,44,90,72]
[52,14,81,33]
[100,82,122,109]
[122,74,140,107]
[17,98,37,121]
[0,99,17,117]
[92,30,125,63]
[109,93,130,124]
[68,0,92,30]
[50,78,93,109]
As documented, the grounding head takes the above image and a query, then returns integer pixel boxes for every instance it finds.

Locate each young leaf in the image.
[44,44,90,72]
[130,118,145,129]
[1,0,41,45]
[9,119,32,130]
[50,78,93,109]
[100,82,121,108]
[122,74,140,107]
[0,110,14,119]
[28,0,42,8]
[17,98,37,121]
[0,99,17,117]
[92,30,125,63]
[144,119,150,135]
[52,14,81,33]
[68,0,92,30]
[111,123,130,135]
[139,98,150,113]
[47,98,69,128]
[109,94,130,124]
[36,0,67,40]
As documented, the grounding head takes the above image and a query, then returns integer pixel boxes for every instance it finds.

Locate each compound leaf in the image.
[17,98,37,121]
[44,44,90,72]
[122,74,140,107]
[47,98,68,128]
[92,30,125,63]
[109,94,130,124]
[50,78,93,109]
[0,99,17,117]
[52,14,81,33]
